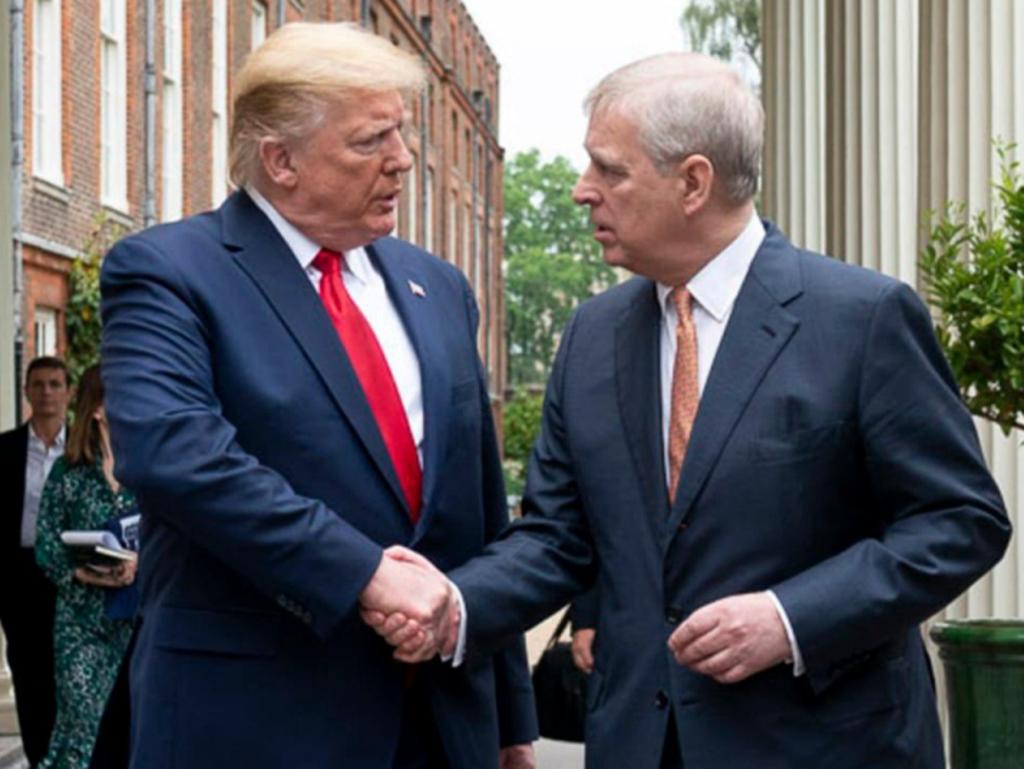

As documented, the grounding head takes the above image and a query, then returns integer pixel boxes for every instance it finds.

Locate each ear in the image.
[675,154,715,216]
[258,138,299,189]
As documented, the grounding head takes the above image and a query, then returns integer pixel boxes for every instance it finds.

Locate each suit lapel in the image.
[614,279,671,541]
[667,225,803,542]
[368,241,451,534]
[222,191,409,516]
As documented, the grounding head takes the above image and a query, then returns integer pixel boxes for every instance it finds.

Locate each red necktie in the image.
[313,248,422,523]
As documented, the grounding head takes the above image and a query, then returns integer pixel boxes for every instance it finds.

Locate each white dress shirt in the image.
[21,423,66,547]
[248,187,424,465]
[657,212,805,675]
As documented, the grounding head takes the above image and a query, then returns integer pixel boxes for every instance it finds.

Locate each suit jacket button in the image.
[665,607,684,625]
[654,690,669,709]
[676,522,688,533]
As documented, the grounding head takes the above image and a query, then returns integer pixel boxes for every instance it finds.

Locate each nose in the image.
[385,130,414,175]
[572,167,599,206]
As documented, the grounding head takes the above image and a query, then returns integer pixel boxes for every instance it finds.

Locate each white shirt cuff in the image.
[441,580,468,667]
[766,590,805,677]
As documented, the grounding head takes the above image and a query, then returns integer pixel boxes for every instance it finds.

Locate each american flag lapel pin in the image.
[408,280,427,298]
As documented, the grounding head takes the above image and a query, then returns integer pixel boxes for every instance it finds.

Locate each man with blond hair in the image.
[100,22,535,769]
[369,52,1010,769]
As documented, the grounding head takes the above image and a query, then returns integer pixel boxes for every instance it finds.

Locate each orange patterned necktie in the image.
[668,287,699,502]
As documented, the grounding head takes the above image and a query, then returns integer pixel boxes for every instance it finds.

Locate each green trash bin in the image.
[929,620,1024,769]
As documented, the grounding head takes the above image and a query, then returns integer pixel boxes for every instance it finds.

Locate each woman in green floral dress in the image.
[35,365,137,769]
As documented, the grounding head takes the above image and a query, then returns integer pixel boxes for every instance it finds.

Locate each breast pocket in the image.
[748,422,853,465]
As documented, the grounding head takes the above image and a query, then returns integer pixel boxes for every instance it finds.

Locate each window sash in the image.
[32,0,63,184]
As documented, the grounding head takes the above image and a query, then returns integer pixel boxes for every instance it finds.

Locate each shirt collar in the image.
[28,422,65,450]
[657,212,766,322]
[246,186,374,286]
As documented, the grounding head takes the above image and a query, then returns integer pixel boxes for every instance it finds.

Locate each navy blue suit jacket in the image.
[100,190,536,769]
[452,223,1010,769]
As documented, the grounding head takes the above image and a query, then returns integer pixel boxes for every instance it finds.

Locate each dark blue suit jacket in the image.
[452,224,1011,769]
[100,190,536,769]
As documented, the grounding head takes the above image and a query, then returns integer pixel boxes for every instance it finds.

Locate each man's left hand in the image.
[667,592,790,684]
[499,744,536,769]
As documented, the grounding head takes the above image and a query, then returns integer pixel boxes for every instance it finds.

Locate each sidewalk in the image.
[0,737,25,769]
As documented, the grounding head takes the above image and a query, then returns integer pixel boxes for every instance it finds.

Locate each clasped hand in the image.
[359,546,459,663]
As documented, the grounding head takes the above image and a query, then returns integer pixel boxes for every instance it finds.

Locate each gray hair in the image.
[584,52,763,203]
[230,22,426,187]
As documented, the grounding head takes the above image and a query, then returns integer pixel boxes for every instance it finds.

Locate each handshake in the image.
[359,545,461,663]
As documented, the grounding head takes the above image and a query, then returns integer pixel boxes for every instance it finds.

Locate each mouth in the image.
[374,191,401,211]
[593,224,615,243]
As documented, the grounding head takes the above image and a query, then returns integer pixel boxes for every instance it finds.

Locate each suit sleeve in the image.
[771,281,1011,690]
[569,586,599,632]
[459,276,538,747]
[100,237,382,641]
[451,308,598,660]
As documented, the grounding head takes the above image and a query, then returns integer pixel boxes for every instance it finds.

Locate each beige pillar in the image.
[761,0,826,251]
[825,0,919,285]
[0,0,18,734]
[919,0,1024,622]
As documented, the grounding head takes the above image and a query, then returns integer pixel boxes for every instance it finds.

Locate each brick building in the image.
[13,0,505,410]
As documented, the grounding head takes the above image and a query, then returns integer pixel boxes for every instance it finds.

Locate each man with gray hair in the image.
[100,22,536,769]
[369,52,1010,768]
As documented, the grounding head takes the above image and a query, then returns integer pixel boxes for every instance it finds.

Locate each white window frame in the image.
[448,193,458,269]
[161,0,183,221]
[34,307,58,356]
[211,0,229,206]
[407,159,418,244]
[251,1,267,49]
[100,0,127,209]
[33,0,63,185]
[424,168,435,252]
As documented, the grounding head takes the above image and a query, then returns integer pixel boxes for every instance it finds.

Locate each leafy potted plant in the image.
[920,146,1024,769]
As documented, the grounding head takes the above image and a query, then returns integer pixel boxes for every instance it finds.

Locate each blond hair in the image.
[585,52,763,203]
[230,22,426,187]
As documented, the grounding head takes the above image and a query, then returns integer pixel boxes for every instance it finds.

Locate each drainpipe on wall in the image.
[276,0,285,28]
[481,98,493,389]
[10,0,24,423]
[418,14,431,246]
[360,0,371,27]
[143,0,156,227]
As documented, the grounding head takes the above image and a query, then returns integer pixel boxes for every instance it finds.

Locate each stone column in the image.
[825,0,919,285]
[0,0,19,735]
[761,0,826,251]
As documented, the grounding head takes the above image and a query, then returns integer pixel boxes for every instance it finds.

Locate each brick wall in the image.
[18,0,505,398]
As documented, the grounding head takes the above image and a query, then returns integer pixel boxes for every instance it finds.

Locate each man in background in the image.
[0,356,71,767]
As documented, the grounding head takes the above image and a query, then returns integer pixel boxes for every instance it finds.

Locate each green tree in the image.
[504,149,615,387]
[920,147,1024,434]
[681,0,762,74]
[66,213,125,384]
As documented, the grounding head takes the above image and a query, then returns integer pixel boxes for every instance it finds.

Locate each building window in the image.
[211,0,229,206]
[251,1,267,49]
[424,168,435,252]
[100,0,127,209]
[407,158,419,245]
[34,307,58,356]
[161,0,183,221]
[448,193,457,270]
[464,203,473,290]
[33,0,63,185]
